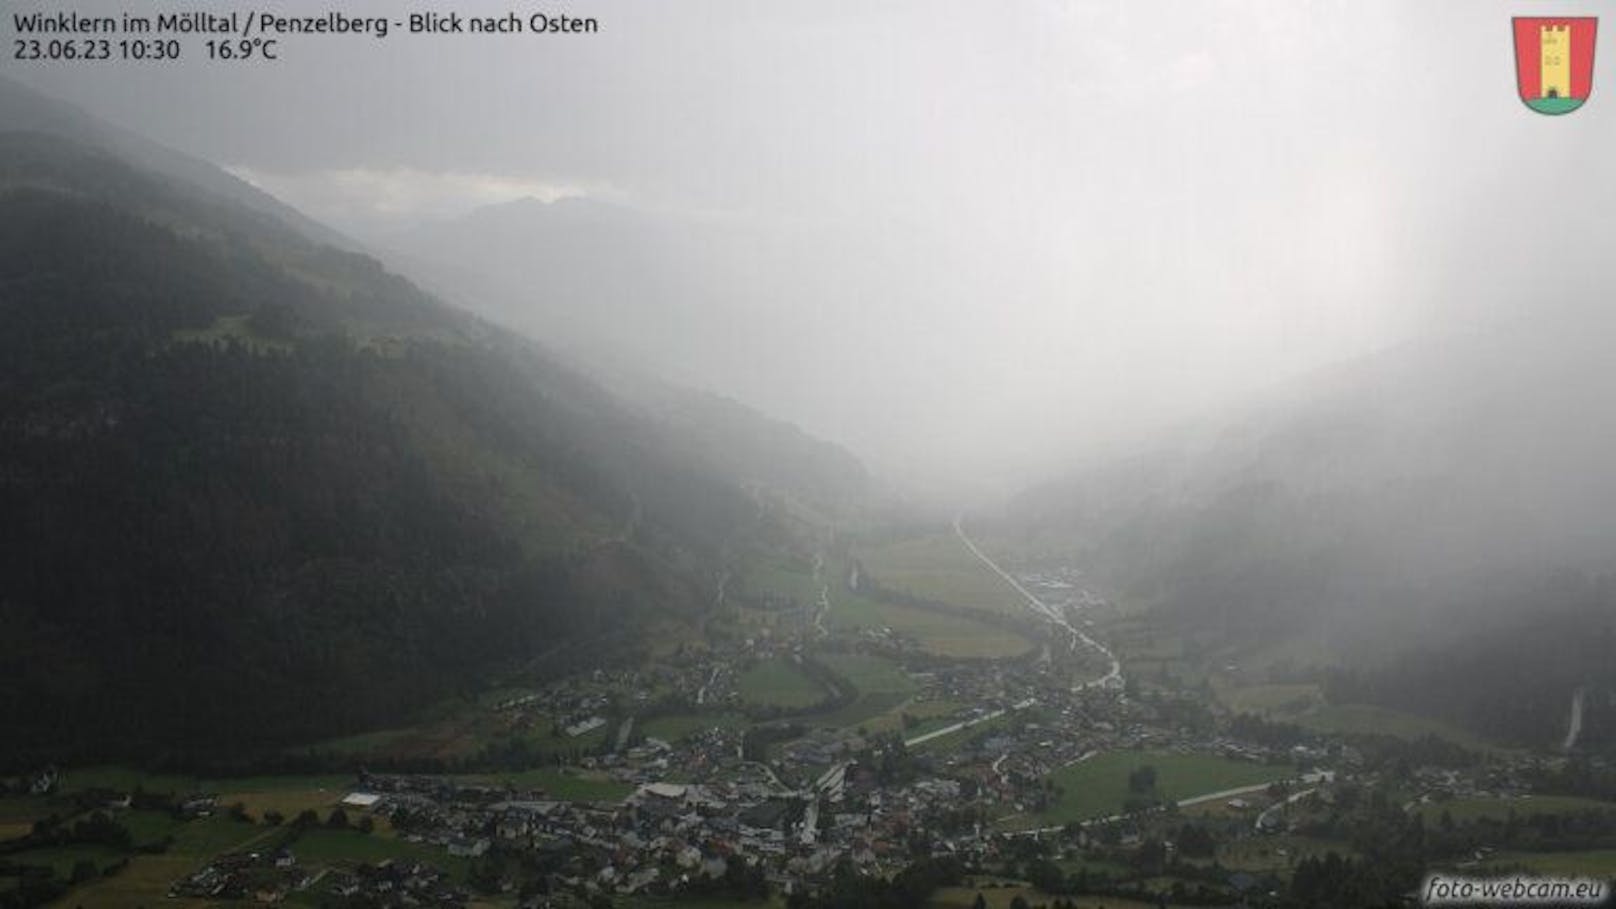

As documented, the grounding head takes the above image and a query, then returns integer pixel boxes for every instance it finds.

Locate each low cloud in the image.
[226,165,609,234]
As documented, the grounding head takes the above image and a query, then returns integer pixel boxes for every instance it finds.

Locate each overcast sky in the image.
[13,1,1615,498]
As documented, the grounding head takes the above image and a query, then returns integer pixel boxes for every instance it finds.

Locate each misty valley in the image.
[4,7,1616,908]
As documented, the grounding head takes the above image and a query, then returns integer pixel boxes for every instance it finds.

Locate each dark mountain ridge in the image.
[0,82,863,763]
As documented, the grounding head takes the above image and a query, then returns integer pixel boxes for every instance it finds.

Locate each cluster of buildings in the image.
[169,847,310,903]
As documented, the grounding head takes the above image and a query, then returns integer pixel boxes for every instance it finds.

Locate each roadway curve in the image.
[953,515,1123,691]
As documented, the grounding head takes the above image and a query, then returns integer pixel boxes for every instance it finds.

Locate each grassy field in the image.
[1296,704,1499,752]
[826,592,1034,659]
[56,853,212,909]
[61,826,473,908]
[1023,751,1289,826]
[851,697,967,737]
[1479,849,1616,875]
[737,658,828,709]
[859,535,1023,616]
[742,556,823,605]
[817,653,918,694]
[1213,681,1322,715]
[44,812,288,909]
[812,690,912,731]
[1417,795,1616,825]
[293,827,470,873]
[308,726,421,755]
[0,795,53,842]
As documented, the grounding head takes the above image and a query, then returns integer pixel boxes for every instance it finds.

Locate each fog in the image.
[17,0,1616,500]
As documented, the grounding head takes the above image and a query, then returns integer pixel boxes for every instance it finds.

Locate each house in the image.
[447,836,490,858]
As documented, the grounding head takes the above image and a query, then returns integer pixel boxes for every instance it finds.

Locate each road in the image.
[953,515,1123,690]
[1253,772,1334,832]
[904,697,1038,748]
[695,665,721,706]
[810,554,830,636]
[1564,686,1586,752]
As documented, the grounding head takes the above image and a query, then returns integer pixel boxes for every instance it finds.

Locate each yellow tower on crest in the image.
[1541,24,1571,99]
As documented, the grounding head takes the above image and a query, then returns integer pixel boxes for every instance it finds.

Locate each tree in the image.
[1128,765,1157,794]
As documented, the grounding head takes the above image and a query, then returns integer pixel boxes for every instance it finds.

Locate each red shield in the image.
[1513,17,1597,115]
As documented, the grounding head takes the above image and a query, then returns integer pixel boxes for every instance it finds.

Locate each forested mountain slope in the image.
[0,87,862,762]
[1003,324,1616,747]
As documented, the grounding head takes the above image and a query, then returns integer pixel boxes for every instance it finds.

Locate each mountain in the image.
[0,76,351,250]
[0,79,863,762]
[1002,322,1616,746]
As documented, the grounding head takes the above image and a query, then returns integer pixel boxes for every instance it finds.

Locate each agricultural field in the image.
[63,824,471,909]
[293,827,470,871]
[825,591,1034,660]
[0,795,52,842]
[1020,751,1290,827]
[1212,681,1322,716]
[736,658,829,709]
[305,726,420,756]
[741,556,824,606]
[1478,849,1616,875]
[1416,795,1616,825]
[798,652,921,730]
[1296,704,1501,752]
[851,696,968,737]
[817,653,918,695]
[28,812,292,909]
[858,534,1023,616]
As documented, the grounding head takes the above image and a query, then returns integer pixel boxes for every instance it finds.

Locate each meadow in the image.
[858,534,1024,617]
[737,658,830,709]
[1296,704,1501,752]
[1021,750,1290,826]
[1417,795,1616,825]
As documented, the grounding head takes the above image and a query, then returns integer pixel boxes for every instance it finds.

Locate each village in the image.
[4,553,1592,909]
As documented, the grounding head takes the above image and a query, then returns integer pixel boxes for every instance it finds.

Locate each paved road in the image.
[904,697,1038,748]
[953,515,1122,690]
